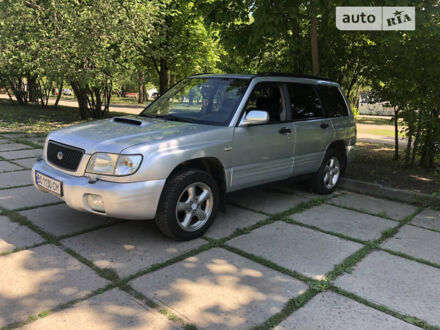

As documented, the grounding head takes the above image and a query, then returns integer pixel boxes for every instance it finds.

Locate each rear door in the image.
[231,82,294,191]
[317,84,356,143]
[287,83,333,176]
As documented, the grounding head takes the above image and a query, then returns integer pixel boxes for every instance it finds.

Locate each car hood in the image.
[48,116,220,154]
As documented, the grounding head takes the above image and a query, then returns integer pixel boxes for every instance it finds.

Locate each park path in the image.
[0,129,438,329]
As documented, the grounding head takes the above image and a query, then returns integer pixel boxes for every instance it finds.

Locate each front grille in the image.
[47,141,84,171]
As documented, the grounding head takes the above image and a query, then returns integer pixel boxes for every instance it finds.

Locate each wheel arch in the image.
[167,157,227,209]
[327,140,347,173]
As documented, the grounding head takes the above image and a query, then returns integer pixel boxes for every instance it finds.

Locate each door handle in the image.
[320,123,329,129]
[279,127,292,135]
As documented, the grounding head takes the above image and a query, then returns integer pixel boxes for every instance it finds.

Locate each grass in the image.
[355,116,394,126]
[358,127,405,138]
[110,96,148,105]
[346,141,440,195]
[0,99,129,134]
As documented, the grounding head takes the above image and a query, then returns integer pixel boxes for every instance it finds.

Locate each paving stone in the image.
[330,192,417,220]
[0,139,10,144]
[0,216,45,253]
[411,209,440,231]
[131,248,308,329]
[0,160,22,172]
[275,291,418,330]
[0,143,31,152]
[228,188,309,214]
[205,205,267,239]
[335,251,440,326]
[0,170,32,188]
[291,204,396,241]
[228,221,362,279]
[0,148,43,160]
[21,204,118,237]
[61,222,205,278]
[21,288,178,330]
[0,244,108,328]
[0,185,60,209]
[381,225,440,265]
[12,157,38,169]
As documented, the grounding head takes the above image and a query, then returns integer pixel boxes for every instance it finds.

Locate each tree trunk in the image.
[10,77,27,104]
[27,75,38,103]
[138,83,143,104]
[404,111,414,167]
[71,82,89,119]
[138,71,145,103]
[5,86,15,105]
[309,0,320,75]
[393,107,399,160]
[142,84,147,102]
[54,80,63,108]
[159,59,170,96]
[410,112,422,167]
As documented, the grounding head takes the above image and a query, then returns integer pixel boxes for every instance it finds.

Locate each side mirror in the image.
[240,110,269,126]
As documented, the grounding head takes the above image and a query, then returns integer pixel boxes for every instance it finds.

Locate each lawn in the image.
[355,116,406,138]
[0,100,128,134]
[346,141,440,195]
[357,126,406,138]
[355,116,395,126]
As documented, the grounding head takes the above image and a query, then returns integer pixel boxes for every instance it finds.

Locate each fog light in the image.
[85,194,105,213]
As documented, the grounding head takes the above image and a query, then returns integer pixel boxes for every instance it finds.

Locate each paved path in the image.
[0,130,439,329]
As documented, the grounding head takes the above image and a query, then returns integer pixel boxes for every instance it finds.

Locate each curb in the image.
[339,178,439,205]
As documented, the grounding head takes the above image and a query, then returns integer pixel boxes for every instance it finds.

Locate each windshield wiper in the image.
[139,113,163,119]
[162,114,196,123]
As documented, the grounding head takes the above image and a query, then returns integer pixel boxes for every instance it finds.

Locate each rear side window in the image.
[287,83,323,120]
[318,85,348,117]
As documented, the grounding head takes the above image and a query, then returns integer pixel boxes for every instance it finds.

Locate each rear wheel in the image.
[155,169,219,240]
[310,149,343,194]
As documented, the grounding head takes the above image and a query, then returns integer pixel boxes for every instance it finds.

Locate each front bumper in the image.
[32,159,165,220]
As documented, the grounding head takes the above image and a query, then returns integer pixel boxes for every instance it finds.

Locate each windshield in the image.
[140,78,249,126]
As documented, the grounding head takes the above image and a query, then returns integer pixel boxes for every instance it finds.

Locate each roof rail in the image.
[253,72,336,82]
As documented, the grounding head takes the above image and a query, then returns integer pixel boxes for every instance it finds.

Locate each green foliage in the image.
[0,0,438,169]
[363,2,440,168]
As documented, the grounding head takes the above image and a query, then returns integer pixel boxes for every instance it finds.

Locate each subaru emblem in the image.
[57,151,64,160]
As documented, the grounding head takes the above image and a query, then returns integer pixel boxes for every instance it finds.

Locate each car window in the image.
[140,78,249,126]
[318,85,348,117]
[245,83,283,123]
[287,83,323,120]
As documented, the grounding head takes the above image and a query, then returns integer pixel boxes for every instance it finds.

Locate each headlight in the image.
[115,155,142,175]
[86,153,142,176]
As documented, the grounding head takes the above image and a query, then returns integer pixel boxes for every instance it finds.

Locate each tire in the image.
[155,169,219,240]
[310,149,343,194]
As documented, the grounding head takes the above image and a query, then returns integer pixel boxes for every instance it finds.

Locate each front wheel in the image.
[155,169,219,240]
[310,149,343,194]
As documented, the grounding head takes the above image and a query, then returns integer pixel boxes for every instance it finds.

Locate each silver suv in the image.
[33,73,356,240]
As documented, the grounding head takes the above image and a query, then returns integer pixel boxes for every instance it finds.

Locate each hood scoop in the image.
[112,117,142,126]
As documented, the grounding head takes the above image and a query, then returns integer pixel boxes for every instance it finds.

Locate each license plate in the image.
[35,171,63,197]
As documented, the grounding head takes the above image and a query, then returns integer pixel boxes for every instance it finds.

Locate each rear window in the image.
[318,85,348,117]
[287,83,323,120]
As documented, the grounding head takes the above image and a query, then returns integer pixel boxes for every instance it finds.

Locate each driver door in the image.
[230,82,294,191]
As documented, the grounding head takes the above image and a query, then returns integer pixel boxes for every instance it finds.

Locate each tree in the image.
[145,0,222,95]
[364,2,440,167]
